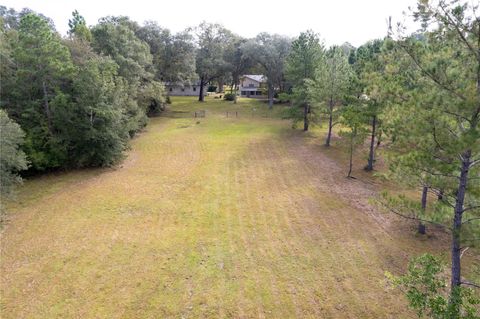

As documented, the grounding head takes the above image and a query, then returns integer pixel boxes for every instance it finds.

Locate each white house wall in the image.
[239,78,266,98]
[240,77,260,88]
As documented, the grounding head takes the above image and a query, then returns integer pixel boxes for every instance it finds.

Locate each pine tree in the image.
[384,0,480,313]
[285,30,324,131]
[307,46,352,145]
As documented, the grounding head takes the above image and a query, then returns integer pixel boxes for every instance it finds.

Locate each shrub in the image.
[224,93,235,101]
[0,110,28,198]
[277,92,291,103]
[387,254,480,319]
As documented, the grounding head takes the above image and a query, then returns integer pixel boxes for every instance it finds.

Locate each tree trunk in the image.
[198,78,205,102]
[42,80,52,133]
[218,79,224,93]
[450,150,471,308]
[366,115,377,171]
[418,185,428,235]
[233,82,238,104]
[268,82,274,109]
[347,133,354,178]
[303,103,309,131]
[326,102,333,146]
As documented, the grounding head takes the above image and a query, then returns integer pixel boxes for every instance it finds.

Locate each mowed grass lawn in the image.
[1,96,476,318]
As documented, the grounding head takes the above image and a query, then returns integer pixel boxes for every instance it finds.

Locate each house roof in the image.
[242,75,266,83]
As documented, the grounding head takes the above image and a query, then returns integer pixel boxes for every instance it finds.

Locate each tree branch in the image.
[471,158,480,167]
[397,41,467,101]
[461,281,480,289]
[460,247,469,259]
[461,216,480,224]
[438,3,479,61]
[432,154,454,165]
[417,167,459,179]
[441,109,471,125]
[382,205,451,230]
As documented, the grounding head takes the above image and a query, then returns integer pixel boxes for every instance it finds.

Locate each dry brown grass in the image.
[1,96,477,318]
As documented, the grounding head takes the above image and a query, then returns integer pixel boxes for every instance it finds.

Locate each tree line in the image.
[1,8,164,175]
[0,6,295,184]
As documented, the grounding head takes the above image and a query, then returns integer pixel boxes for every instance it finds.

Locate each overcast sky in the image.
[2,0,419,46]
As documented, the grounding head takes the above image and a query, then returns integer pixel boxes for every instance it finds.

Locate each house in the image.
[165,80,206,97]
[239,75,266,98]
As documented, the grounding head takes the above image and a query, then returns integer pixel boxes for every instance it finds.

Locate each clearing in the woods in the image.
[1,97,475,318]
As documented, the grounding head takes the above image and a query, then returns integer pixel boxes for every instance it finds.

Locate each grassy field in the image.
[1,96,477,318]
